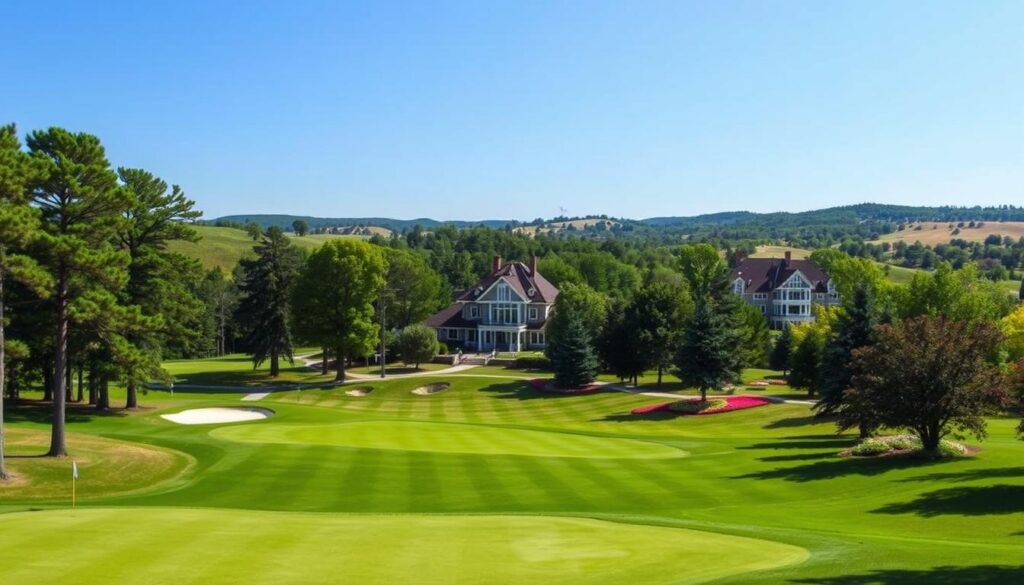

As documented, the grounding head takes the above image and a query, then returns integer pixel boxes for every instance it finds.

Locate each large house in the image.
[426,256,559,352]
[730,251,838,328]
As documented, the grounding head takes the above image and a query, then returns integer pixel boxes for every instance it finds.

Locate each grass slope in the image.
[874,221,1024,246]
[168,225,364,272]
[2,354,1023,583]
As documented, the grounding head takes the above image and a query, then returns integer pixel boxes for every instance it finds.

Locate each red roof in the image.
[730,257,831,293]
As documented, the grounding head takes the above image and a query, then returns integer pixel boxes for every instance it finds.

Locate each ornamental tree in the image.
[397,324,438,369]
[841,316,1003,452]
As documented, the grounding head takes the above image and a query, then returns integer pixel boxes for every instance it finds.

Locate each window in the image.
[469,305,479,318]
[447,329,459,340]
[530,331,546,345]
[732,279,744,294]
[491,303,519,324]
[753,293,768,300]
[760,305,766,314]
[528,307,538,320]
[815,293,824,300]
[496,283,511,301]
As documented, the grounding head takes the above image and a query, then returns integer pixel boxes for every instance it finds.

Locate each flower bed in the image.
[748,381,770,387]
[767,379,788,386]
[528,378,603,394]
[629,395,770,416]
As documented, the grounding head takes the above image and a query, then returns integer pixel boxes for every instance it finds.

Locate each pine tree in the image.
[118,167,204,407]
[548,314,599,389]
[28,128,129,456]
[789,327,825,397]
[0,124,52,478]
[675,299,743,402]
[769,325,793,375]
[817,284,877,435]
[235,227,302,377]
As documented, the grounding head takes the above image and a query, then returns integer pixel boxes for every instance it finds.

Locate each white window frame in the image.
[753,293,768,300]
[469,305,479,318]
[528,307,539,320]
[447,329,458,340]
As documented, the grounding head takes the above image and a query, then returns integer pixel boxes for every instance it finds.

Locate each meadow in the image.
[166,225,369,271]
[2,355,1023,584]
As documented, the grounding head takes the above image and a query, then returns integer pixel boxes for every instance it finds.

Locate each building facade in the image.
[729,252,839,328]
[425,256,559,352]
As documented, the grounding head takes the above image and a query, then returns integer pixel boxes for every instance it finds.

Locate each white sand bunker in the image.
[412,383,449,396]
[346,387,373,397]
[161,407,274,425]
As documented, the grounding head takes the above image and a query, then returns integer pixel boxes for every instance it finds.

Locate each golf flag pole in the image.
[72,461,78,509]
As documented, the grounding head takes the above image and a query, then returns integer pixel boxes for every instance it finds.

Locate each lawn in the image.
[167,225,366,272]
[2,354,1023,583]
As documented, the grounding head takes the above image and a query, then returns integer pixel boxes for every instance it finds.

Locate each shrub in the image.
[516,356,550,370]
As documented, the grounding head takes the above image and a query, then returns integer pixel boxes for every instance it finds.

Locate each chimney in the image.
[530,255,538,275]
[492,255,502,273]
[784,251,792,263]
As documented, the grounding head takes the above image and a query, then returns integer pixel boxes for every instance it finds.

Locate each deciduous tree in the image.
[842,316,1003,452]
[290,239,385,381]
[397,324,438,369]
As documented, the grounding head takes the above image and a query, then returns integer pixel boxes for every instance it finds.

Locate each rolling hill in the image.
[168,225,363,272]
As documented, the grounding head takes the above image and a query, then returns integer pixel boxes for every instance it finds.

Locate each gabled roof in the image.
[730,258,831,293]
[456,261,559,304]
[424,303,475,329]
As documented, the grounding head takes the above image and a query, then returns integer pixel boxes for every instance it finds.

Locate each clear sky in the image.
[2,1,1022,221]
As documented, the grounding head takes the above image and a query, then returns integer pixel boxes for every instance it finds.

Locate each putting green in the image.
[0,508,808,585]
[210,420,686,459]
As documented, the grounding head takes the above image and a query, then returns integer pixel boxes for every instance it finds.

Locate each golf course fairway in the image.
[210,420,688,459]
[0,508,807,585]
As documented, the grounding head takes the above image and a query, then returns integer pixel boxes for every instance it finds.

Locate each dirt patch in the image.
[412,383,449,395]
[346,387,373,397]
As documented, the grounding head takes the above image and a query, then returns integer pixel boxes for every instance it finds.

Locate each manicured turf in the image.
[2,354,1024,583]
[211,420,688,459]
[0,508,808,585]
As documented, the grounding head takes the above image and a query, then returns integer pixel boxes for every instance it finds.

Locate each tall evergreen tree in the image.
[118,167,204,407]
[235,227,302,377]
[199,267,238,356]
[675,299,743,402]
[789,327,826,397]
[769,325,793,375]
[290,239,385,381]
[816,283,878,435]
[28,128,129,456]
[0,124,52,478]
[548,314,599,389]
[598,301,646,385]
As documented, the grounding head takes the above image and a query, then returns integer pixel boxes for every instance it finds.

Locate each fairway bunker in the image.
[161,407,274,425]
[346,387,373,397]
[412,382,449,395]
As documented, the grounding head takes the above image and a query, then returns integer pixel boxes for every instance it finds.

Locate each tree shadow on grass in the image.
[789,565,1024,584]
[733,449,951,482]
[872,485,1024,517]
[763,413,835,429]
[596,411,680,423]
[476,381,585,401]
[3,400,127,425]
[893,467,1024,483]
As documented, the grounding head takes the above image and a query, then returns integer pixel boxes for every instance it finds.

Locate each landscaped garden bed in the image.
[841,435,973,459]
[630,395,770,416]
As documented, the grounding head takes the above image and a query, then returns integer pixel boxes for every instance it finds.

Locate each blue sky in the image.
[2,1,1021,221]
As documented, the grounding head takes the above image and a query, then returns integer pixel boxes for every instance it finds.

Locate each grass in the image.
[872,221,1024,247]
[347,362,448,375]
[168,225,367,272]
[750,245,811,259]
[2,353,1024,583]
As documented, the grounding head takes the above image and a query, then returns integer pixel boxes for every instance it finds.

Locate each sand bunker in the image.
[411,383,449,395]
[161,407,274,425]
[346,387,373,397]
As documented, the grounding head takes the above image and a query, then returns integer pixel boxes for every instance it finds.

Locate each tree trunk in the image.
[334,347,345,382]
[321,348,329,375]
[96,375,109,411]
[858,423,871,440]
[0,269,8,479]
[657,366,663,386]
[270,351,279,377]
[700,386,708,402]
[48,272,69,457]
[64,359,73,403]
[87,366,97,405]
[921,424,941,452]
[126,381,138,409]
[76,366,83,403]
[42,367,52,402]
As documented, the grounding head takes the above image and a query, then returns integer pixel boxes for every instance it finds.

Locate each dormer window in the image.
[732,278,745,294]
[469,305,479,319]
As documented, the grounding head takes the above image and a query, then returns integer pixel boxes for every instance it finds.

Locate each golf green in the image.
[210,420,688,459]
[0,508,808,585]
